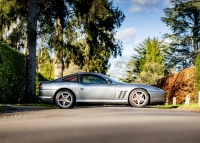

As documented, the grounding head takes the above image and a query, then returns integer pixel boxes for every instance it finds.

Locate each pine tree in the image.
[145,38,164,67]
[138,38,165,85]
[69,0,125,74]
[122,38,165,85]
[24,0,37,102]
[0,0,17,41]
[161,0,200,70]
[38,0,125,77]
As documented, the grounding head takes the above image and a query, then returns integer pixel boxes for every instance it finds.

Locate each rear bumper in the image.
[39,90,55,103]
[39,96,53,103]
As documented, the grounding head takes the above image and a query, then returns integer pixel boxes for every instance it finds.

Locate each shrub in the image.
[36,72,48,97]
[0,42,26,103]
[195,54,200,93]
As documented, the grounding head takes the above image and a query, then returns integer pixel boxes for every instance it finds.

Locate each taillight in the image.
[39,83,42,89]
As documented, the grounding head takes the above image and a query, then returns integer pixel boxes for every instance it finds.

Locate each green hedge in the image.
[195,54,200,93]
[0,42,26,103]
[36,72,48,97]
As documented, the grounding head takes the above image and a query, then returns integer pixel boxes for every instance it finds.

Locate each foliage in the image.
[71,0,125,74]
[161,0,200,71]
[195,54,200,92]
[63,62,83,76]
[35,0,125,78]
[0,0,27,49]
[0,42,26,103]
[36,72,48,97]
[0,0,37,103]
[0,0,125,103]
[0,0,17,40]
[37,47,54,80]
[119,58,136,83]
[122,38,165,85]
[136,62,165,85]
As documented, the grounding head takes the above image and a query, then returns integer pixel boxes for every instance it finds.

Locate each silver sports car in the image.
[39,72,166,109]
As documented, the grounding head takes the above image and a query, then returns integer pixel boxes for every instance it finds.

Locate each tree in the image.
[37,0,124,78]
[0,0,124,102]
[145,38,165,66]
[24,0,37,102]
[0,0,17,41]
[161,0,200,70]
[37,47,54,80]
[63,62,83,75]
[136,62,165,85]
[52,0,68,79]
[137,38,165,85]
[0,0,37,102]
[70,0,125,74]
[122,38,165,85]
[0,0,30,50]
[118,58,136,83]
[107,57,129,80]
[120,40,147,83]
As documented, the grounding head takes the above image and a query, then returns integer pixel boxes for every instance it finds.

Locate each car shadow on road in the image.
[0,105,58,115]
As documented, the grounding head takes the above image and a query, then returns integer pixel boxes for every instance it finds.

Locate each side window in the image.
[81,75,107,84]
[63,75,78,82]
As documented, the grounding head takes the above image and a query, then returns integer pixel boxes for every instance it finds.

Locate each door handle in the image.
[80,88,84,90]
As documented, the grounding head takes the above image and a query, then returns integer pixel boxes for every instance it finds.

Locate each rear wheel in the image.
[55,90,75,109]
[129,89,149,108]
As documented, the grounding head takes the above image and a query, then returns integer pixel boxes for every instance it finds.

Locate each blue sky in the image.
[108,0,172,77]
[113,0,172,57]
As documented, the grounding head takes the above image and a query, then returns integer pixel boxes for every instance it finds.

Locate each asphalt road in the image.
[0,105,200,143]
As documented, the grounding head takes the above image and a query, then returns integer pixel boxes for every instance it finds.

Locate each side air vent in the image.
[118,91,127,99]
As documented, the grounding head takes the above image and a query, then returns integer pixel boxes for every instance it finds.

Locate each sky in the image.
[108,0,172,75]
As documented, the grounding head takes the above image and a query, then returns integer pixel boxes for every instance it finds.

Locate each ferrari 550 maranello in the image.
[39,72,166,109]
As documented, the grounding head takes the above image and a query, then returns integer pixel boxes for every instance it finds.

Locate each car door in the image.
[79,74,116,100]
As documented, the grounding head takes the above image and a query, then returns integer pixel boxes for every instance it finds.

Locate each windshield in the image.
[100,74,120,83]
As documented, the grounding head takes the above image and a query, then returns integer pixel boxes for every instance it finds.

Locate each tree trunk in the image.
[54,18,64,79]
[193,9,199,64]
[54,51,64,79]
[25,0,37,102]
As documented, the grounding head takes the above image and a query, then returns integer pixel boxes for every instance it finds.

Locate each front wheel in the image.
[129,89,149,108]
[55,90,75,109]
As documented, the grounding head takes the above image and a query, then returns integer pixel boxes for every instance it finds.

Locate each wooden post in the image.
[199,91,200,107]
[173,97,176,106]
[185,95,190,106]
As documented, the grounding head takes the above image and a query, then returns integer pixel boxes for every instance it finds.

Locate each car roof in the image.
[75,72,99,74]
[61,72,104,78]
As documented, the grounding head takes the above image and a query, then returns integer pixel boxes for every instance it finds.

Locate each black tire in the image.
[129,89,149,108]
[55,90,75,109]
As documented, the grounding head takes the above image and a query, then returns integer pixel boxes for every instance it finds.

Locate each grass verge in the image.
[0,103,57,113]
[149,103,200,112]
[1,103,200,112]
[16,103,57,108]
[0,104,18,112]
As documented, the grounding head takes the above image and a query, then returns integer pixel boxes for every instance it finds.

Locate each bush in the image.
[36,72,48,97]
[0,42,26,103]
[195,54,200,92]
